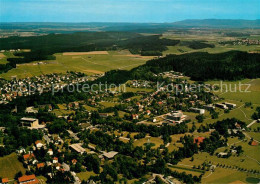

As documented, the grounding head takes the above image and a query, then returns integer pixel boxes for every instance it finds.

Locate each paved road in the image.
[247,120,257,128]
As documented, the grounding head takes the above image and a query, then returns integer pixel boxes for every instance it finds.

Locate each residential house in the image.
[132,114,139,120]
[18,175,39,184]
[72,159,77,165]
[53,157,58,164]
[1,178,9,184]
[23,153,35,163]
[47,149,53,156]
[251,140,259,146]
[37,163,45,169]
[35,140,44,149]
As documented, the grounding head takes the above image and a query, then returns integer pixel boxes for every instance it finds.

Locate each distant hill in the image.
[171,19,260,28]
[1,19,260,34]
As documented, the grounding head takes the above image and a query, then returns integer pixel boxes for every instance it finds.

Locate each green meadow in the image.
[0,153,26,179]
[0,50,153,80]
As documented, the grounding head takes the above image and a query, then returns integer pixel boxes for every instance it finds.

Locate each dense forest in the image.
[130,51,260,81]
[0,32,179,73]
[180,40,215,49]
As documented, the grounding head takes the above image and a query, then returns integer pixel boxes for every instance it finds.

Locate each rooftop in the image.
[70,143,86,153]
[21,117,38,122]
[103,151,118,159]
[18,174,36,182]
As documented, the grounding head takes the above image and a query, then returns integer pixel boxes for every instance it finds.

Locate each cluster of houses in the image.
[231,38,260,46]
[1,174,40,184]
[129,80,153,88]
[0,72,103,104]
[158,71,184,80]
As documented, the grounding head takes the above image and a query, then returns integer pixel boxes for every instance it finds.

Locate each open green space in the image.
[0,153,26,179]
[0,50,152,80]
[133,136,164,149]
[76,171,97,181]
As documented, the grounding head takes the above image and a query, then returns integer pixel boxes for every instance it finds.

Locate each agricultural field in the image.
[0,153,26,179]
[206,79,260,104]
[0,50,153,80]
[162,32,260,55]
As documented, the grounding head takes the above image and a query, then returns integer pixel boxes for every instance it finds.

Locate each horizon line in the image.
[1,18,260,24]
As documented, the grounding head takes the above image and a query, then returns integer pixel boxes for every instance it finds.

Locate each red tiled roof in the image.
[37,163,45,169]
[23,153,35,160]
[35,140,42,145]
[72,159,77,164]
[53,157,58,160]
[194,137,205,145]
[251,141,259,146]
[2,178,9,183]
[18,175,37,182]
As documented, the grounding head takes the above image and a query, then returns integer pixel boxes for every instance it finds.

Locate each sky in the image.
[0,0,259,23]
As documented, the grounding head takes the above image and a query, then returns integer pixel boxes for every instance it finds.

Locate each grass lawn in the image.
[76,171,97,181]
[133,136,164,149]
[52,109,74,116]
[99,101,119,108]
[247,132,260,141]
[83,105,97,111]
[162,33,260,55]
[0,50,152,80]
[0,153,26,179]
[202,167,259,184]
[37,176,47,184]
[168,165,203,177]
[206,79,260,105]
[179,137,260,171]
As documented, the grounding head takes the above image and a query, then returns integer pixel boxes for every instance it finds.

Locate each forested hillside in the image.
[0,32,179,74]
[130,51,260,81]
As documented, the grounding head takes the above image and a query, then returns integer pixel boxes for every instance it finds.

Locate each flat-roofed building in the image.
[190,107,205,114]
[166,111,186,124]
[223,102,236,109]
[203,104,215,111]
[20,117,39,128]
[215,103,228,109]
